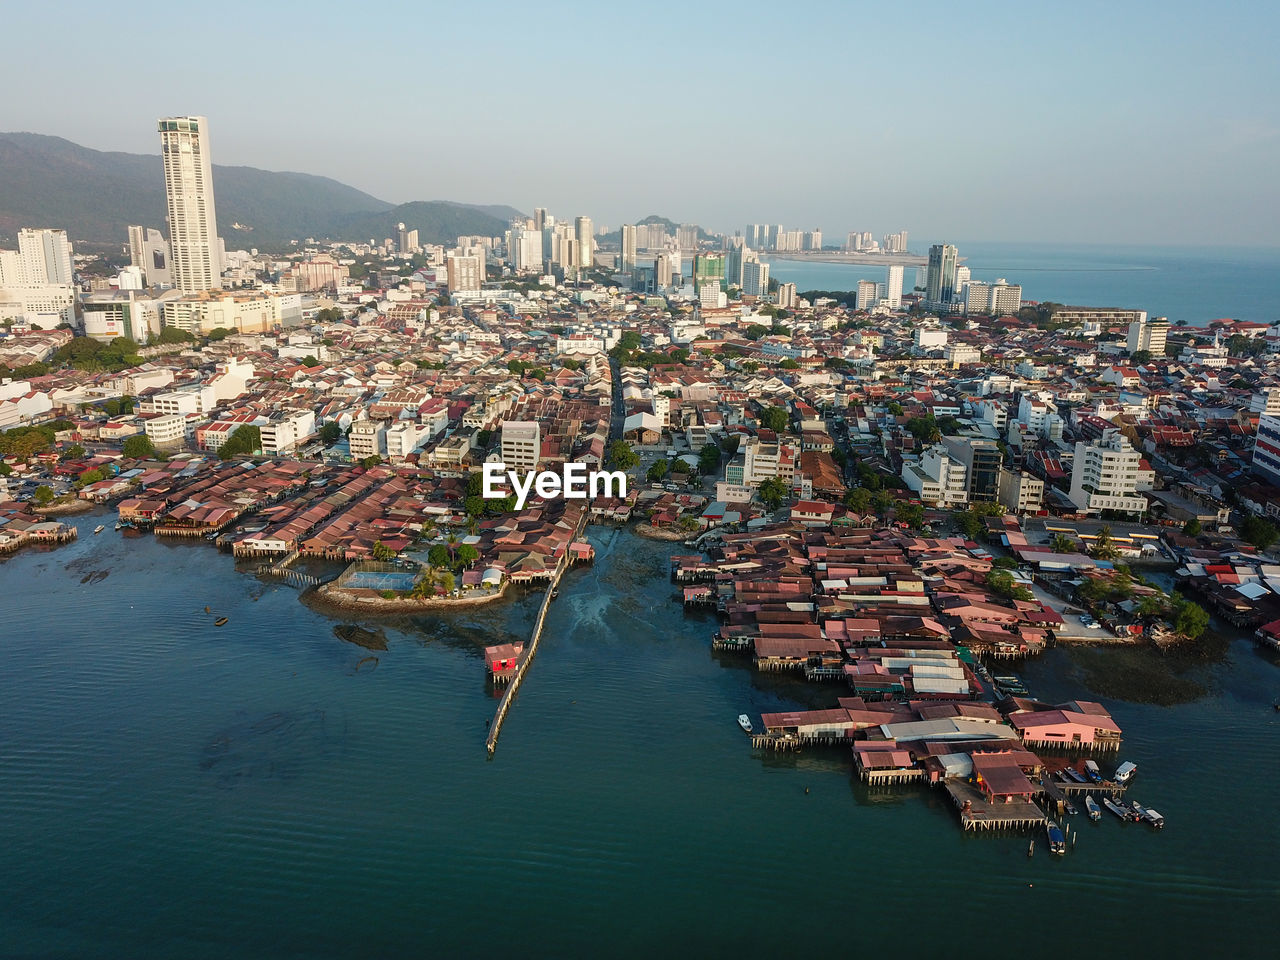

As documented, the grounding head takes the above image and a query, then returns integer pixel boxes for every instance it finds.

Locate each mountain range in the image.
[0,132,522,249]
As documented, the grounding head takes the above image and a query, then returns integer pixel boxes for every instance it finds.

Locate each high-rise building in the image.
[1068,429,1147,516]
[510,227,543,274]
[885,265,904,308]
[724,238,745,289]
[17,228,73,286]
[676,224,698,249]
[693,252,725,287]
[954,265,971,292]
[533,208,547,232]
[882,230,909,253]
[925,243,958,305]
[574,217,594,268]
[965,279,1023,316]
[620,224,637,273]
[1127,316,1169,356]
[446,254,482,294]
[775,282,797,309]
[501,420,541,472]
[1253,414,1280,485]
[655,253,673,288]
[856,279,878,310]
[743,259,770,298]
[127,227,172,287]
[158,116,222,293]
[942,436,1002,502]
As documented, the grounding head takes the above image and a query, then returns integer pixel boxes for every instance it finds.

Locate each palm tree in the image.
[1049,533,1076,553]
[1091,525,1120,561]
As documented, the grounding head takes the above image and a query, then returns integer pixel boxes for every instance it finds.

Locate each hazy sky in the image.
[6,0,1278,245]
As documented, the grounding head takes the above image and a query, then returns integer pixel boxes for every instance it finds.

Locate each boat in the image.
[1045,819,1067,855]
[1084,759,1103,783]
[1063,767,1089,784]
[1129,799,1149,821]
[93,524,105,535]
[1114,760,1138,784]
[1064,800,1079,816]
[1142,807,1165,829]
[114,521,122,531]
[214,617,228,627]
[1084,795,1101,821]
[551,589,560,600]
[1103,797,1131,821]
[737,714,753,733]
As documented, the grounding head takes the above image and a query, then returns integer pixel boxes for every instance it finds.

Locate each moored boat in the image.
[1114,760,1138,784]
[1046,819,1066,854]
[1103,797,1131,821]
[1084,759,1102,783]
[1063,767,1089,784]
[1084,795,1101,821]
[1142,807,1165,829]
[737,714,752,733]
[93,524,105,535]
[214,617,228,627]
[1064,800,1079,816]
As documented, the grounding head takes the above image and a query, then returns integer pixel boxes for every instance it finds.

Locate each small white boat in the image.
[737,714,753,733]
[93,524,105,535]
[1084,795,1101,821]
[1142,807,1165,829]
[1114,760,1138,784]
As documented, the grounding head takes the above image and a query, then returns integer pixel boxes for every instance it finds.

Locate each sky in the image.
[4,0,1278,246]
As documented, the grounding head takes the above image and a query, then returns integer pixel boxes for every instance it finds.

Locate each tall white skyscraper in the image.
[17,228,73,286]
[620,224,637,273]
[575,216,594,268]
[158,116,222,293]
[743,259,770,298]
[856,279,879,310]
[885,264,904,308]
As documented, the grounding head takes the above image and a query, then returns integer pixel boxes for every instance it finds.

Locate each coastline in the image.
[308,578,510,615]
[34,499,96,516]
[633,523,690,542]
[771,252,926,267]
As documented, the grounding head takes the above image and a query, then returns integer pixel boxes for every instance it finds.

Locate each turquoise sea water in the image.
[772,244,1280,327]
[1,511,1278,957]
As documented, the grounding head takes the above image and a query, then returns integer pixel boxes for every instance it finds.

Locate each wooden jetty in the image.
[945,781,1047,832]
[485,510,587,757]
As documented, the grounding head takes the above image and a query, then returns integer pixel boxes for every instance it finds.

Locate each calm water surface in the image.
[772,243,1280,326]
[1,511,1277,957]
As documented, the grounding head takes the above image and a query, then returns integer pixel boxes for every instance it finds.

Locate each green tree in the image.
[63,444,86,460]
[894,501,926,530]
[1241,514,1278,551]
[647,459,669,483]
[757,477,789,510]
[300,355,320,367]
[1181,518,1202,537]
[122,434,156,459]
[464,496,486,517]
[219,425,261,460]
[698,443,720,474]
[954,509,985,540]
[207,327,233,342]
[361,455,383,468]
[1172,597,1209,639]
[1049,532,1077,553]
[905,416,941,444]
[1090,525,1120,560]
[608,440,638,470]
[428,544,450,568]
[371,540,395,561]
[0,462,11,477]
[457,544,480,567]
[760,406,789,433]
[744,323,770,340]
[779,358,799,370]
[319,422,341,444]
[844,487,872,512]
[33,485,55,505]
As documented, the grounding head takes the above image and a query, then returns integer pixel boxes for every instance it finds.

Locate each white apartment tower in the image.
[158,116,222,293]
[885,264,904,308]
[1068,428,1147,516]
[575,216,594,268]
[620,224,637,273]
[18,228,73,286]
[1126,316,1168,356]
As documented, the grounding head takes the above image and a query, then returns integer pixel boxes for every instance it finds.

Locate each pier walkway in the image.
[485,511,588,757]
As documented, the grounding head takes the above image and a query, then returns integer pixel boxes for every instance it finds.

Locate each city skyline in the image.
[2,1,1277,247]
